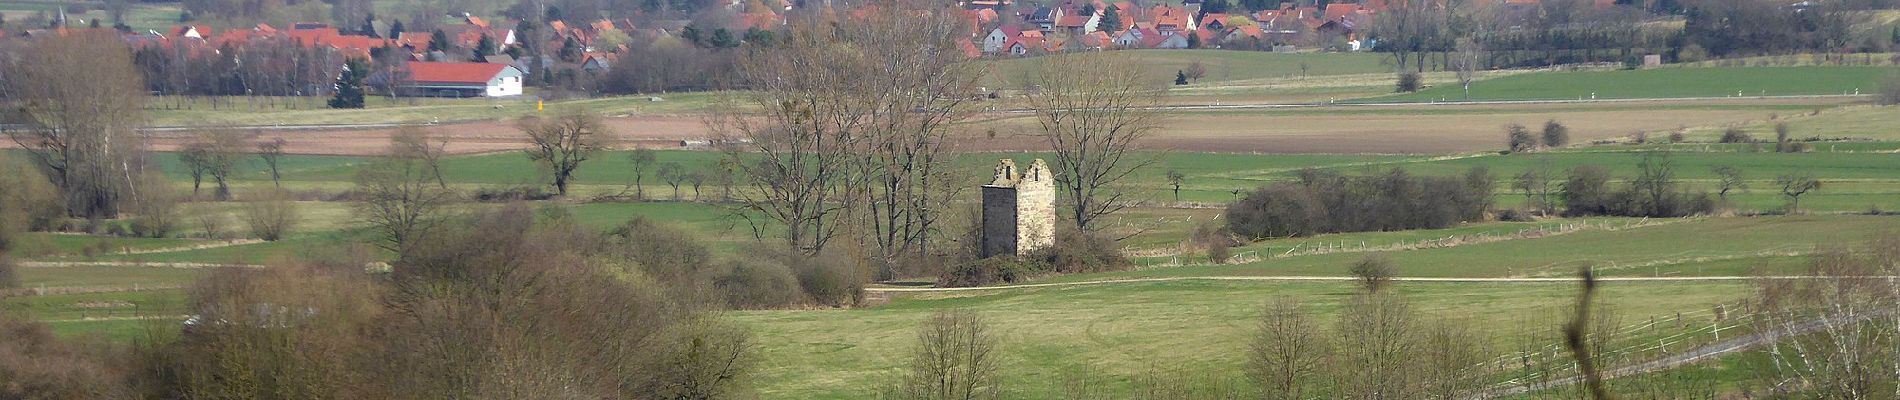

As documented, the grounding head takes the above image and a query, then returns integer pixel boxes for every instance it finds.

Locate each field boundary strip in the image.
[862,275,1874,293]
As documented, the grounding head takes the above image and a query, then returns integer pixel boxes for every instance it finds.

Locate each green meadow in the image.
[1372,66,1894,102]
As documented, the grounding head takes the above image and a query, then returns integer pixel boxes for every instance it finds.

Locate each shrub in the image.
[1395,71,1422,93]
[1226,168,1491,240]
[1668,131,1686,143]
[1561,159,1715,218]
[1349,255,1396,293]
[788,250,863,307]
[129,172,183,238]
[1038,224,1128,274]
[1226,184,1327,239]
[1495,208,1536,222]
[715,257,802,309]
[1560,165,1616,217]
[888,309,1001,399]
[1541,120,1570,148]
[0,156,63,245]
[0,314,133,398]
[1505,124,1537,152]
[607,217,716,289]
[939,257,1040,287]
[0,255,17,289]
[471,186,555,202]
[1880,72,1900,105]
[196,212,227,240]
[244,192,300,241]
[1718,128,1754,143]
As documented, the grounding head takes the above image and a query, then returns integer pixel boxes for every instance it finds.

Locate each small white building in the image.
[403,62,524,97]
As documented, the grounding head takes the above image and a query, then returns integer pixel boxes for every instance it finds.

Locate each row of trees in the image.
[1375,0,1899,91]
[707,3,1160,279]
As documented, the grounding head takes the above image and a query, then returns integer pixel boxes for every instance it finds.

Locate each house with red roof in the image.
[403,62,525,97]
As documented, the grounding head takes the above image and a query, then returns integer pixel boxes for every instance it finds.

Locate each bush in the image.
[1038,224,1128,274]
[715,257,802,309]
[1395,71,1421,93]
[0,156,63,246]
[244,192,300,241]
[1495,208,1536,222]
[1719,128,1754,143]
[472,186,555,202]
[939,257,1041,288]
[1349,255,1396,293]
[607,217,716,289]
[1226,168,1492,240]
[1880,72,1900,105]
[0,255,17,289]
[1668,131,1686,143]
[1541,120,1570,148]
[0,314,133,398]
[1505,124,1537,152]
[129,172,183,238]
[1561,160,1715,218]
[787,249,863,307]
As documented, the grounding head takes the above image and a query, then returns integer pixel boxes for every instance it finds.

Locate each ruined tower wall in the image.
[1015,160,1056,253]
[980,185,1020,258]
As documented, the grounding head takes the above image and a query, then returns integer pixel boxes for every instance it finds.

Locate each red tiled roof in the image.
[407,62,510,84]
[1055,15,1090,28]
[1323,3,1361,21]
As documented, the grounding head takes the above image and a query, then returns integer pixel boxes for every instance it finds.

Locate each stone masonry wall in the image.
[1015,159,1057,253]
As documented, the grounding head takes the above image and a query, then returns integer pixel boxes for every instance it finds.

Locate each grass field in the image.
[1068,215,1895,282]
[734,279,1752,398]
[122,144,1900,214]
[1368,66,1895,102]
[0,1,181,33]
[1683,104,1900,142]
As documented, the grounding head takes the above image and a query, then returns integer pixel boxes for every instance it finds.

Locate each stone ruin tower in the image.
[981,159,1056,258]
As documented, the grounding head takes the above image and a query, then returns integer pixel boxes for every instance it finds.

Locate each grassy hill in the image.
[1366,66,1894,102]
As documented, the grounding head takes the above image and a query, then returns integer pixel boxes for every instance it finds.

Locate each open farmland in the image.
[734,280,1752,398]
[1372,66,1893,103]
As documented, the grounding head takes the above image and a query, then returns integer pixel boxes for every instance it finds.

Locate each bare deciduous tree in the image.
[719,4,980,257]
[256,137,287,188]
[1747,233,1900,399]
[1249,298,1327,400]
[658,162,686,200]
[1334,293,1418,398]
[2,31,150,218]
[1452,37,1485,100]
[891,309,1001,400]
[244,189,299,241]
[1713,165,1745,202]
[1777,172,1822,214]
[627,148,656,200]
[179,127,247,200]
[519,108,609,196]
[389,126,450,189]
[1022,52,1165,231]
[353,136,456,260]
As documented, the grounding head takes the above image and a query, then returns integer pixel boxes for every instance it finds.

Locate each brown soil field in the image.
[11,97,1847,156]
[134,115,714,156]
